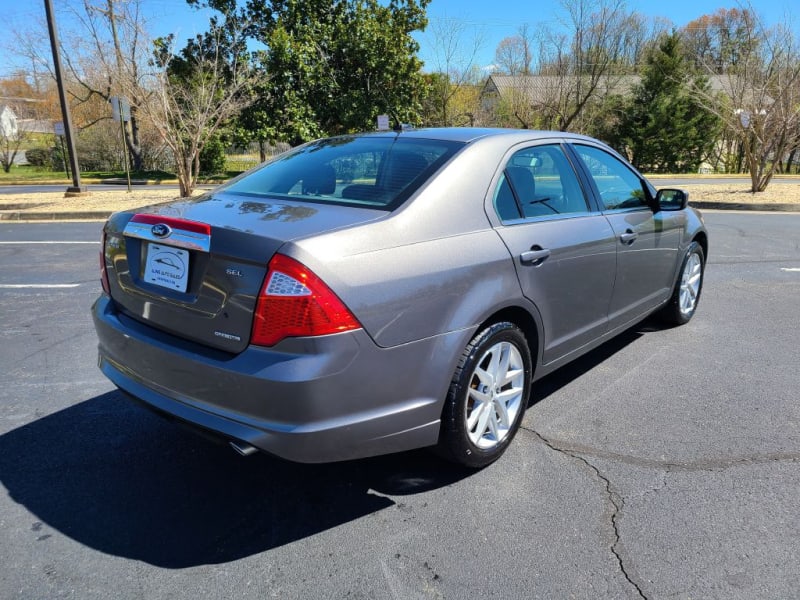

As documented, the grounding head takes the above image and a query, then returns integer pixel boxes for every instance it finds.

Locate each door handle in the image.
[520,247,551,266]
[620,230,638,245]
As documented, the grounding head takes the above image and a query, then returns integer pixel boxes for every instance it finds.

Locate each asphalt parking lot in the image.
[1,212,798,599]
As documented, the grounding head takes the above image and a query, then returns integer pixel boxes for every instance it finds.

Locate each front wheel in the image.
[437,322,532,468]
[659,240,705,325]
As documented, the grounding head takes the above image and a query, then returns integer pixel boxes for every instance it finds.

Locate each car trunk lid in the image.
[102,193,382,353]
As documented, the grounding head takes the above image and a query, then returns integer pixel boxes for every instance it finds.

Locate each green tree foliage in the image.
[199,135,227,175]
[612,33,720,173]
[190,0,430,146]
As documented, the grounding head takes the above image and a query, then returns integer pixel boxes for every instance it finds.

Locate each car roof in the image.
[353,127,599,145]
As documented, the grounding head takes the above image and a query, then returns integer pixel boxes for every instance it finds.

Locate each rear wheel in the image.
[438,322,532,468]
[660,241,705,325]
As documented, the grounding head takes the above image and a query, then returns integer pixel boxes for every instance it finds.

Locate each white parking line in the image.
[0,241,99,245]
[780,268,800,272]
[0,284,81,289]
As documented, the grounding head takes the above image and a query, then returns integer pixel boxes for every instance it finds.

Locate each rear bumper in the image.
[92,295,468,462]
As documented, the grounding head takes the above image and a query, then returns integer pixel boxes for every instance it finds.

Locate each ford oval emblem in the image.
[151,223,172,238]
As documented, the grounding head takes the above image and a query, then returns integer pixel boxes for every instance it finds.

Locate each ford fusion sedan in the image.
[92,128,707,468]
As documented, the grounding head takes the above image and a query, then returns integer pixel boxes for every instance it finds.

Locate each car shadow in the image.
[530,320,652,405]
[0,391,472,568]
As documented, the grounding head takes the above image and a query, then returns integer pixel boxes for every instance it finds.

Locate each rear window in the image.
[220,135,464,210]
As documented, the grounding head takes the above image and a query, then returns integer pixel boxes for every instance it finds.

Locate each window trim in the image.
[565,142,656,214]
[489,140,594,225]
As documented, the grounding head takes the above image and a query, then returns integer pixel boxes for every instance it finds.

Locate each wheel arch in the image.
[693,230,709,261]
[474,305,542,374]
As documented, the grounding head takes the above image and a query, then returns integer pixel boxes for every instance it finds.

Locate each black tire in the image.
[437,322,532,468]
[659,240,705,326]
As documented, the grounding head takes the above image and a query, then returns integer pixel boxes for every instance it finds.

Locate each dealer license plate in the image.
[144,243,190,293]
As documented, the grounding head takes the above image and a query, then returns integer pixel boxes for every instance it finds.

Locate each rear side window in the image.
[221,136,463,210]
[572,145,648,211]
[493,144,588,221]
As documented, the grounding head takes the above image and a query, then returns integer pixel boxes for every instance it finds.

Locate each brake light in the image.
[251,254,361,346]
[129,213,211,235]
[100,230,110,295]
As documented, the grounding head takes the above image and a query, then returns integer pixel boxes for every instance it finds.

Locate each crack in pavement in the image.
[526,426,648,600]
[522,427,799,597]
[522,432,800,473]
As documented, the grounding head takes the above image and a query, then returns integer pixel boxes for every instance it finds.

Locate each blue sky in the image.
[417,0,795,70]
[0,0,794,78]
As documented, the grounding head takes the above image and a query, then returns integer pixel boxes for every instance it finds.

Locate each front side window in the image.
[572,145,648,211]
[493,144,589,221]
[222,136,464,210]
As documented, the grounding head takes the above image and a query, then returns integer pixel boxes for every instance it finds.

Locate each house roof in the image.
[482,74,640,107]
[482,73,738,106]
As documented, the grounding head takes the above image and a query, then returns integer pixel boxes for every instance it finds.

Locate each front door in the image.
[569,144,682,329]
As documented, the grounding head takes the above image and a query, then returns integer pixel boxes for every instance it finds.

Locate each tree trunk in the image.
[787,147,798,174]
[126,109,143,171]
[178,155,193,198]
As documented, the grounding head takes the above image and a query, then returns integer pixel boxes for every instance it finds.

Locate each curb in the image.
[0,211,114,221]
[2,202,799,222]
[690,201,800,212]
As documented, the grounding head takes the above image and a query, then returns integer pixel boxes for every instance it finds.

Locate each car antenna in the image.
[385,107,414,133]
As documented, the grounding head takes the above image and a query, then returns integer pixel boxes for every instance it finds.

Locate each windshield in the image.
[220,135,464,210]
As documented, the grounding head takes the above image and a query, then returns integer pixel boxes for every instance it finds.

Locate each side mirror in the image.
[655,188,689,211]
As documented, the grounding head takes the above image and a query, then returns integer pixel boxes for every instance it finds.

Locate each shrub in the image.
[199,137,226,175]
[25,148,51,167]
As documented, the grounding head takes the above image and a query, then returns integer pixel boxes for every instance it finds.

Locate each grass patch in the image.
[0,165,178,183]
[0,165,70,182]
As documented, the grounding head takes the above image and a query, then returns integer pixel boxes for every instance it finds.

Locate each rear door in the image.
[568,143,682,329]
[489,141,617,365]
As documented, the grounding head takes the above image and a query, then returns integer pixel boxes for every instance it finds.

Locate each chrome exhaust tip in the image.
[229,441,259,457]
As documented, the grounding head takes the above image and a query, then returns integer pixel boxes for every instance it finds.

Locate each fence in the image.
[225,142,291,172]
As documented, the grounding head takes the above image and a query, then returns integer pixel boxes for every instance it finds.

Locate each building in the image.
[480,73,735,115]
[0,104,18,138]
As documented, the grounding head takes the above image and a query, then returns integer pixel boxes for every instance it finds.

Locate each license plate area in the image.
[144,242,190,293]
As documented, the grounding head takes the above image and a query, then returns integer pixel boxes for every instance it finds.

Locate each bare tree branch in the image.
[135,25,257,197]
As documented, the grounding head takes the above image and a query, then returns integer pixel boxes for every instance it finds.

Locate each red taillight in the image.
[100,230,110,295]
[251,254,361,346]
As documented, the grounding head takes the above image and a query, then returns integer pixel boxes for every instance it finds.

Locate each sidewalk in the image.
[0,187,200,221]
[1,181,799,221]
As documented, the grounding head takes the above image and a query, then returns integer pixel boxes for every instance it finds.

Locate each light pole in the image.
[44,0,88,197]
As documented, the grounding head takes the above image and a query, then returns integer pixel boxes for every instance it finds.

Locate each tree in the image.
[682,8,759,74]
[8,0,156,171]
[534,0,646,132]
[0,72,61,122]
[684,7,800,191]
[488,78,545,129]
[11,0,154,170]
[493,25,534,76]
[613,33,720,172]
[140,23,256,197]
[191,0,430,143]
[0,74,59,173]
[422,16,484,127]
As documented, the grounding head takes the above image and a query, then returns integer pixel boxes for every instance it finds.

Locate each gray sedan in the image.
[93,128,707,468]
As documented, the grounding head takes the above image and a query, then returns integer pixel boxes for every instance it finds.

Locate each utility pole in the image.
[44,0,88,197]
